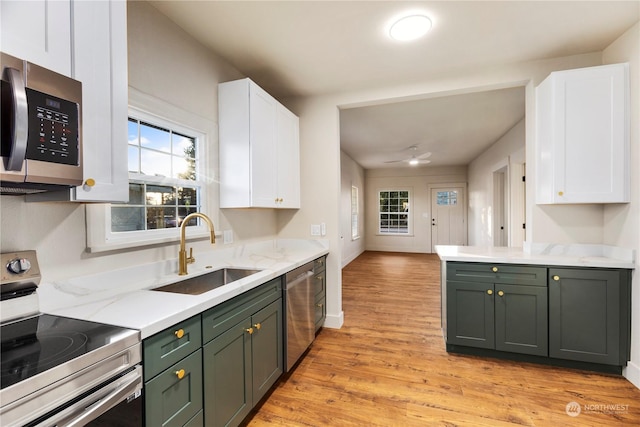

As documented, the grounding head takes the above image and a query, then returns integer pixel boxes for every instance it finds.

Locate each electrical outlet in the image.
[223,229,233,244]
[310,224,321,236]
[321,222,326,236]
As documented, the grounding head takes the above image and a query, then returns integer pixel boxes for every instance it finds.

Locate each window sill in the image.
[375,233,414,237]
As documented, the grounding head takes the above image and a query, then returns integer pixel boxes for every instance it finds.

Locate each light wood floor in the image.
[245,252,640,426]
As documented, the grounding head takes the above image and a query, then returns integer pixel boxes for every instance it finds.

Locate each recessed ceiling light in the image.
[389,14,432,41]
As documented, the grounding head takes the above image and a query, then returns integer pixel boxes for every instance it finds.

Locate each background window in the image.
[351,186,359,240]
[379,190,410,234]
[111,118,203,233]
[436,190,458,206]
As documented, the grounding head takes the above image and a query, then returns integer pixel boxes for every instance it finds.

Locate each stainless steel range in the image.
[0,251,142,426]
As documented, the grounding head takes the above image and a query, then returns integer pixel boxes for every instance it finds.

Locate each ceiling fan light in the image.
[389,14,432,41]
[409,158,420,166]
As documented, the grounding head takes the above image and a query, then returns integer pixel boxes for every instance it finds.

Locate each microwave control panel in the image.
[26,88,80,166]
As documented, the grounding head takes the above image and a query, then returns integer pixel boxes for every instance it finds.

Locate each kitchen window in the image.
[110,118,202,232]
[378,190,411,235]
[86,93,218,253]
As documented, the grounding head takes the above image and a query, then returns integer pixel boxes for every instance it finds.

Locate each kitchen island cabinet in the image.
[441,254,632,373]
[549,267,631,366]
[218,78,300,209]
[314,256,327,332]
[446,263,548,356]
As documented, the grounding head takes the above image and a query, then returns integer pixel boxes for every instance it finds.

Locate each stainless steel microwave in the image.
[1,52,82,195]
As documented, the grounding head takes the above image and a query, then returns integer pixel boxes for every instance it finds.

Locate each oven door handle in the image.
[3,66,28,171]
[35,367,142,427]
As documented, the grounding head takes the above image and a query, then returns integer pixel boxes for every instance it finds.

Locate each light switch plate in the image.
[223,229,233,244]
[310,224,321,236]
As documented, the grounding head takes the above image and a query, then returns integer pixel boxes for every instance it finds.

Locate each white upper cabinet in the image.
[3,0,129,203]
[0,0,72,76]
[535,63,629,204]
[219,78,300,209]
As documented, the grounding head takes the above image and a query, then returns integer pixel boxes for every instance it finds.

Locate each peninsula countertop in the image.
[38,239,329,338]
[435,243,635,269]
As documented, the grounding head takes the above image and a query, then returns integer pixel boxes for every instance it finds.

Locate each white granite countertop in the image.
[435,243,635,269]
[38,239,329,339]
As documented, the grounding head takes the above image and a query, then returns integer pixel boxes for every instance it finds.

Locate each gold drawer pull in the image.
[174,329,185,339]
[175,369,185,380]
[487,289,493,295]
[553,275,560,281]
[245,327,254,335]
[498,290,504,297]
[253,323,261,330]
[491,267,498,273]
[317,303,323,308]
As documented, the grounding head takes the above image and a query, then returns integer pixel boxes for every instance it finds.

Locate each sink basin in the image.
[152,268,262,295]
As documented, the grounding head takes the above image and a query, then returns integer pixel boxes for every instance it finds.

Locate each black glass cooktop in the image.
[1,314,132,390]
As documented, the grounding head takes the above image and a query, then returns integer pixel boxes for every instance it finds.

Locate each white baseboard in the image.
[341,249,364,268]
[623,361,640,390]
[323,311,344,329]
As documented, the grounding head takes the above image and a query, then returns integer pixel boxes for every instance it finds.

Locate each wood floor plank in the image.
[244,252,640,426]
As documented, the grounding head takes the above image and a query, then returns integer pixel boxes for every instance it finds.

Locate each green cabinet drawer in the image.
[202,277,282,344]
[184,410,203,427]
[145,349,203,427]
[314,291,326,332]
[144,315,202,380]
[314,256,326,273]
[447,262,547,286]
[313,270,325,299]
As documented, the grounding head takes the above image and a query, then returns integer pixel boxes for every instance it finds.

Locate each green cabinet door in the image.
[447,281,495,349]
[494,284,548,356]
[203,319,252,427]
[549,268,629,365]
[251,299,283,404]
[145,349,203,427]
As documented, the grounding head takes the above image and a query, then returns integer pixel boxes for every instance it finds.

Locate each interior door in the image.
[431,187,466,251]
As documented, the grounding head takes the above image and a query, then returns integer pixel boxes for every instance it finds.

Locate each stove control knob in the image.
[7,258,31,274]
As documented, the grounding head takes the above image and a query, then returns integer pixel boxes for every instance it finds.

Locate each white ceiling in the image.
[149,1,639,169]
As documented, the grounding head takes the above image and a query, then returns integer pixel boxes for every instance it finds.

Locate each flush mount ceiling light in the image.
[388,14,432,41]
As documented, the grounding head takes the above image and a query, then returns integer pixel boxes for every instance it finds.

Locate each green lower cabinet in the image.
[447,281,547,356]
[203,298,283,427]
[145,349,203,427]
[549,268,630,365]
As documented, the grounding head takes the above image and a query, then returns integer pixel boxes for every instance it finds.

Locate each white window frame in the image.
[377,188,412,236]
[86,90,218,252]
[351,185,359,240]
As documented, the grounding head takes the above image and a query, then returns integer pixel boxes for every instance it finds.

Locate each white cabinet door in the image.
[0,0,72,76]
[276,107,300,209]
[219,78,300,209]
[536,63,629,204]
[249,83,278,207]
[70,0,128,202]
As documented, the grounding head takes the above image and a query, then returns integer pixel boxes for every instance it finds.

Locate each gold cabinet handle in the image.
[315,275,323,280]
[553,275,560,281]
[174,329,185,339]
[316,303,323,308]
[318,259,324,265]
[558,191,564,196]
[253,323,261,330]
[175,369,185,380]
[487,289,493,295]
[498,290,504,297]
[245,327,254,335]
[491,267,498,273]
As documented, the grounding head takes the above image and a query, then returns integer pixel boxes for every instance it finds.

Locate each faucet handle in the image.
[187,247,195,264]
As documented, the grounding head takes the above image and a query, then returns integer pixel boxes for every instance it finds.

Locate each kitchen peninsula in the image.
[436,244,634,374]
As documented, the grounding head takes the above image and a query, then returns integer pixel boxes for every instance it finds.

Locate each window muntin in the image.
[111,117,202,234]
[379,190,410,234]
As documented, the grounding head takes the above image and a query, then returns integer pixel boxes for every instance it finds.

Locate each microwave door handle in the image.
[4,67,28,171]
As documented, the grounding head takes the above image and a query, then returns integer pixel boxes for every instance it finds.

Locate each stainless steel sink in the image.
[152,268,262,295]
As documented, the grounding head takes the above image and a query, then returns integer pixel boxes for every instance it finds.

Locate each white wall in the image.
[602,22,640,389]
[0,1,278,281]
[365,166,467,253]
[468,119,526,247]
[340,151,365,267]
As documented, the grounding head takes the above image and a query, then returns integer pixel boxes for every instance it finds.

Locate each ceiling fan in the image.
[384,145,432,166]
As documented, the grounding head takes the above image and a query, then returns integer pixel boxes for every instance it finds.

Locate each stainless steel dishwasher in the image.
[284,261,316,371]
